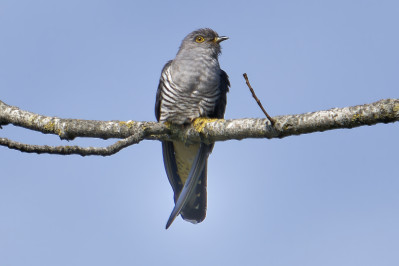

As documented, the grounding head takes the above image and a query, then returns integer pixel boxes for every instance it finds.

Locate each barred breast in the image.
[158,56,222,124]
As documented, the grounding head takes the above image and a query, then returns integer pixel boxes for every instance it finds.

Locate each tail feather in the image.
[180,164,207,223]
[162,141,213,228]
[163,142,212,229]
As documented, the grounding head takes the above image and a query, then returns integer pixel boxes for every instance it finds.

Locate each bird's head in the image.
[177,28,228,58]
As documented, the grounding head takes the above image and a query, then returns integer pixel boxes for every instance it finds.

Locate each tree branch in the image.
[1,99,398,156]
[0,132,144,156]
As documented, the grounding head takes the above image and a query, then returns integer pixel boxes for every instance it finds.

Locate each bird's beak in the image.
[213,36,229,43]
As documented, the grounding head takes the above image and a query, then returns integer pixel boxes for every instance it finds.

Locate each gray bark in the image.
[0,99,398,156]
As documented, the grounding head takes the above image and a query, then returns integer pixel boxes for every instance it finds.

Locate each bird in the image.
[155,28,230,229]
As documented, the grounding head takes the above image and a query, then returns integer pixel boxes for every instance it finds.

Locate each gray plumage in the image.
[155,28,229,229]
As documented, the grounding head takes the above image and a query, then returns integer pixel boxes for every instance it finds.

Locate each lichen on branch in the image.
[0,99,398,156]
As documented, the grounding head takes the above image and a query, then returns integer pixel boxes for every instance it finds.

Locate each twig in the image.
[0,132,144,156]
[243,73,275,125]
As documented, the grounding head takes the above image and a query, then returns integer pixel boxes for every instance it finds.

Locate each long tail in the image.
[164,143,212,229]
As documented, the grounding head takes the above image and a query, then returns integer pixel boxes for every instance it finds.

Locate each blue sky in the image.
[1,1,398,265]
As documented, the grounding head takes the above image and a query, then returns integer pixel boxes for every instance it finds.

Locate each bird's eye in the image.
[195,36,205,43]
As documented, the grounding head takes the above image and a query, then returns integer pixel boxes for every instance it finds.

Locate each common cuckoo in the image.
[155,28,229,229]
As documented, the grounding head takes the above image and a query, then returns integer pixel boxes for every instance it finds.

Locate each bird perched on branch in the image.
[155,28,230,229]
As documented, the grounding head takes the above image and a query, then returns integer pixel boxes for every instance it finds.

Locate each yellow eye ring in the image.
[195,36,205,43]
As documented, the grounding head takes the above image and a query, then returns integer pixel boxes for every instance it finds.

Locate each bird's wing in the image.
[155,60,172,122]
[212,69,230,118]
[165,143,212,229]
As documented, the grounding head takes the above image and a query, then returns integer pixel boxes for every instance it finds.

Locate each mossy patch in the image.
[118,121,135,129]
[44,121,55,132]
[192,117,220,133]
[43,121,62,136]
[352,114,362,122]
